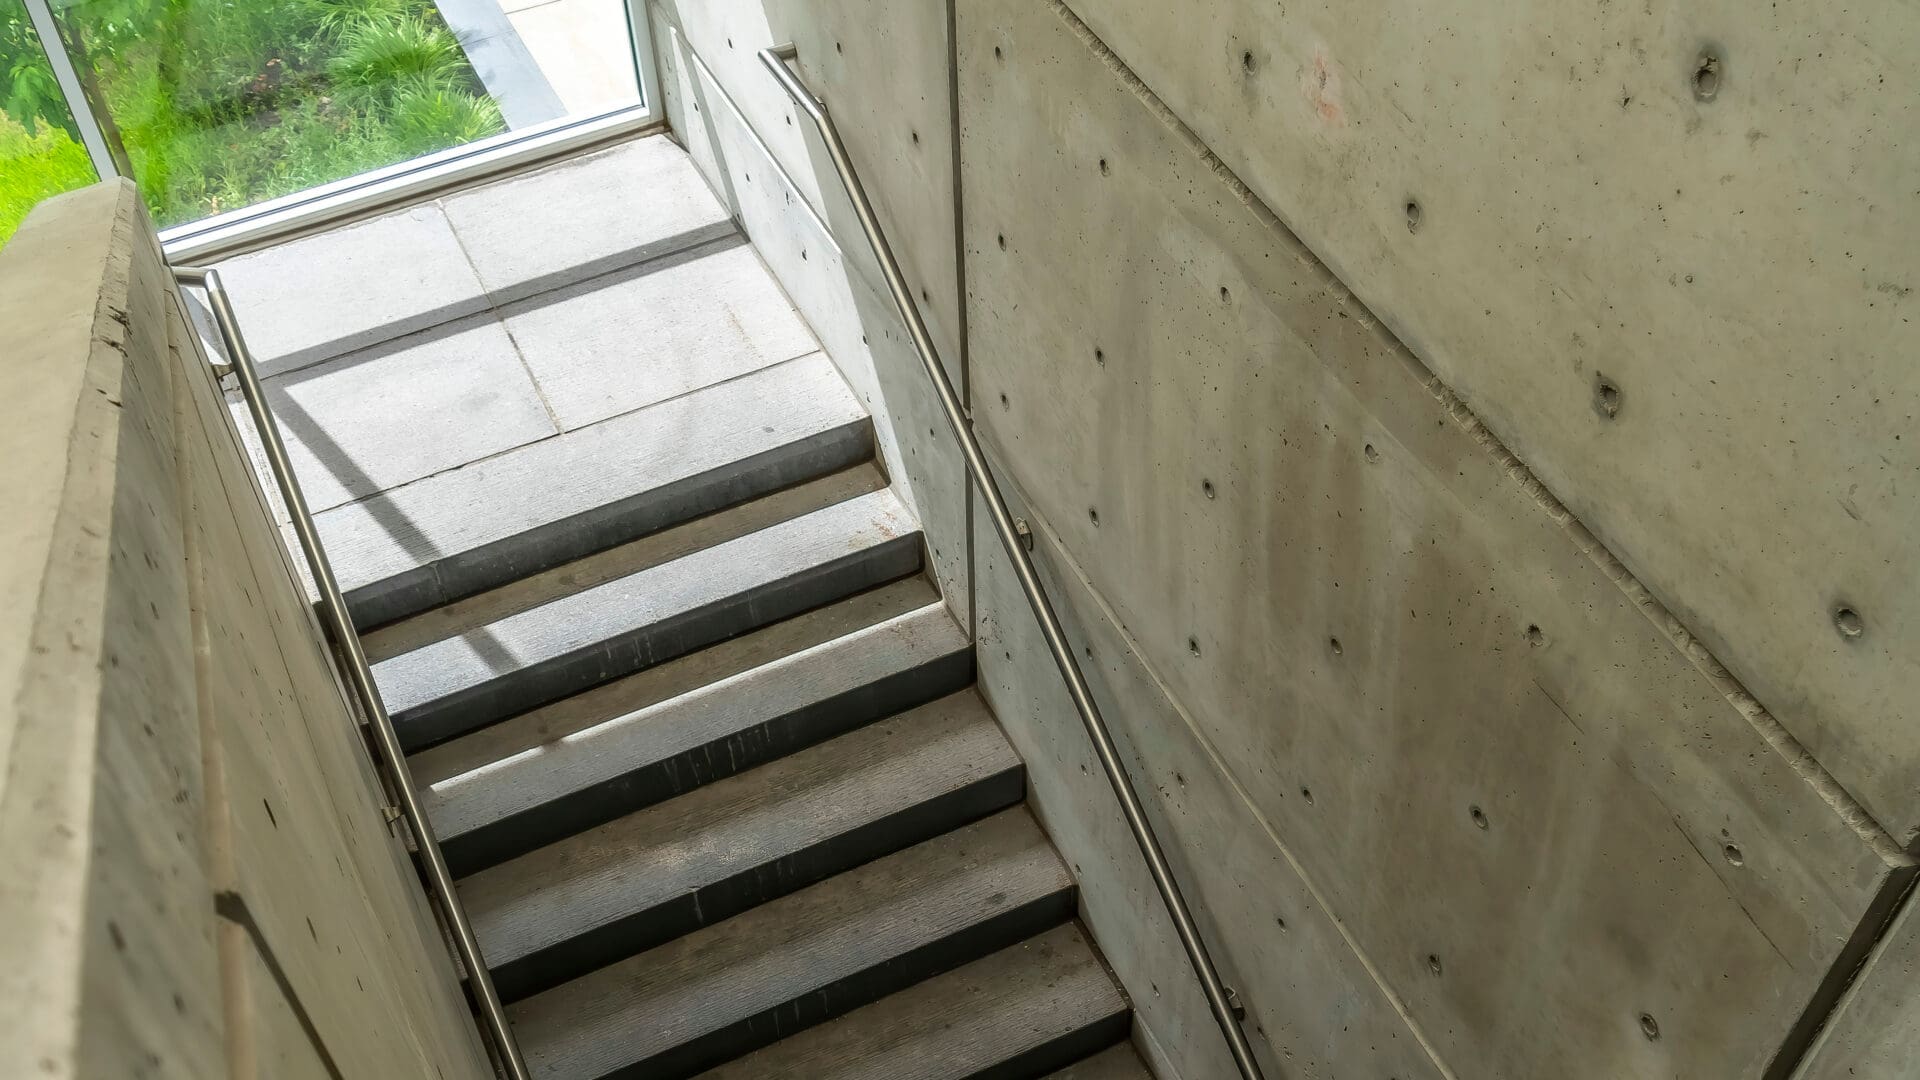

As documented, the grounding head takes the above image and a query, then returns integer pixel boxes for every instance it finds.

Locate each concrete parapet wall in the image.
[0,181,490,1079]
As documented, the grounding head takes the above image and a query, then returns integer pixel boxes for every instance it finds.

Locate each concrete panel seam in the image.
[1039,0,1909,867]
[1769,868,1920,1080]
[995,461,1459,1080]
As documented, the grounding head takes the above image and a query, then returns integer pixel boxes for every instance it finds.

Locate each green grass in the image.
[0,0,504,241]
[0,115,96,240]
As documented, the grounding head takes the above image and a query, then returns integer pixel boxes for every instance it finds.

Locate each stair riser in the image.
[488,763,1028,1003]
[965,1011,1135,1080]
[393,535,925,752]
[441,648,976,877]
[345,419,873,630]
[603,890,1080,1080]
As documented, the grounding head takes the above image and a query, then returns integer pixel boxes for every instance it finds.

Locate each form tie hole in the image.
[1723,843,1745,866]
[1693,51,1721,101]
[1405,199,1423,233]
[1593,376,1622,419]
[1639,1014,1661,1041]
[1469,805,1489,829]
[1364,442,1380,462]
[1834,606,1864,640]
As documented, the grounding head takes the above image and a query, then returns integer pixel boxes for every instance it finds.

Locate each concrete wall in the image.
[0,182,491,1079]
[648,1,1920,1076]
[646,0,973,625]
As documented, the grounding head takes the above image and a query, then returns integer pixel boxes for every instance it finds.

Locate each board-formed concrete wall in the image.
[648,1,1920,1076]
[0,182,490,1079]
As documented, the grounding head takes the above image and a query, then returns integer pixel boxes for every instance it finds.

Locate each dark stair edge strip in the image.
[603,887,1080,1080]
[442,647,976,877]
[487,761,1028,1002]
[344,417,875,631]
[393,533,924,753]
[964,1007,1135,1080]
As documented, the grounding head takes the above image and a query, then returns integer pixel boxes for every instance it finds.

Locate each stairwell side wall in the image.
[959,2,1920,1080]
[646,0,973,628]
[0,181,493,1080]
[651,1,1920,1078]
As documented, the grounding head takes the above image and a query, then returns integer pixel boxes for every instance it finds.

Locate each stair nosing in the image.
[462,691,1025,1001]
[377,487,924,751]
[428,599,973,876]
[512,808,1076,1080]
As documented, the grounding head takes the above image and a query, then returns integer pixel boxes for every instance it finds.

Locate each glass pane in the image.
[0,0,99,246]
[46,0,640,229]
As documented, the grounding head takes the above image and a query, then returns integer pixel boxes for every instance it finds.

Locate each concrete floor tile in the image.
[440,135,733,304]
[502,240,817,430]
[216,204,489,375]
[243,314,558,512]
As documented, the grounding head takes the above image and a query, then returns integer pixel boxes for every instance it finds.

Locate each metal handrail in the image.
[171,267,530,1080]
[757,43,1269,1080]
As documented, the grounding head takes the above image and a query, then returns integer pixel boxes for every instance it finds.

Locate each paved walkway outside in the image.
[439,0,640,130]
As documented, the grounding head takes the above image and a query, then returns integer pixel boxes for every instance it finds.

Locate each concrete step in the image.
[316,353,870,629]
[461,691,1024,1002]
[416,577,972,876]
[511,809,1075,1080]
[692,921,1131,1080]
[1045,1045,1156,1079]
[372,483,922,752]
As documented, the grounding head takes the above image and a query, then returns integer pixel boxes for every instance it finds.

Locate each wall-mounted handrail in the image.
[171,266,530,1080]
[757,43,1269,1080]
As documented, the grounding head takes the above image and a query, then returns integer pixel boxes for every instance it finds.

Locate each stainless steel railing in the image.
[171,267,530,1080]
[757,42,1269,1080]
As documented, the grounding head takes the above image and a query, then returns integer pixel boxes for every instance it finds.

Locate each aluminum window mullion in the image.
[21,0,119,180]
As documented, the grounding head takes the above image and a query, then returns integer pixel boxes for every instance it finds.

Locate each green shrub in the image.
[328,15,462,96]
[388,77,503,157]
[0,115,95,244]
[1,0,505,231]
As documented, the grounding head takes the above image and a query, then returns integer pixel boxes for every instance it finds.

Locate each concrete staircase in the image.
[264,138,1155,1080]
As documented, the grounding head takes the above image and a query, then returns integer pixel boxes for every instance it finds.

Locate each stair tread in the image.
[1045,1045,1154,1079]
[461,690,1021,981]
[412,573,939,786]
[373,485,921,750]
[513,808,1073,1080]
[416,581,968,861]
[316,352,868,628]
[693,922,1129,1080]
[367,464,887,662]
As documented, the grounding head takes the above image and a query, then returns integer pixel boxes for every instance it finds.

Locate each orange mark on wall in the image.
[1302,46,1346,127]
